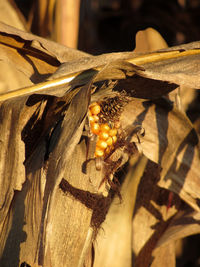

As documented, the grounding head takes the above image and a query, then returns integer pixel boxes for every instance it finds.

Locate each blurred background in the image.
[8,0,200,54]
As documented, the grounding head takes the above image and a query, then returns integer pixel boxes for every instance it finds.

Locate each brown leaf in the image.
[131,160,180,267]
[151,242,176,267]
[0,22,88,88]
[20,85,93,266]
[94,156,148,267]
[155,211,200,250]
[0,96,39,259]
[134,27,168,53]
[1,23,200,105]
[120,97,200,211]
[0,22,87,62]
[1,23,200,267]
[0,82,97,266]
[143,50,200,88]
[0,0,26,31]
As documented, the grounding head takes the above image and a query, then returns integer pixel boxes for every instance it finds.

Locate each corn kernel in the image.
[91,123,100,134]
[89,115,95,123]
[112,135,117,143]
[106,136,113,146]
[96,140,108,150]
[90,103,101,115]
[99,131,109,140]
[108,128,117,137]
[93,115,99,122]
[95,148,104,157]
[100,124,110,132]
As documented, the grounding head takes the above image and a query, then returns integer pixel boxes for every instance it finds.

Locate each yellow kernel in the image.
[108,128,117,137]
[96,139,108,150]
[95,148,104,157]
[91,123,100,134]
[112,135,117,143]
[99,131,109,140]
[89,114,99,124]
[89,115,95,123]
[100,124,110,132]
[106,136,113,146]
[89,109,93,116]
[90,103,101,115]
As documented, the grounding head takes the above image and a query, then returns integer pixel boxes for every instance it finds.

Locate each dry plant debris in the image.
[0,22,200,267]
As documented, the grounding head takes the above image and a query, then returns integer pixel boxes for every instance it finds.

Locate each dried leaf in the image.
[0,22,87,62]
[134,27,168,53]
[120,98,200,210]
[1,23,200,267]
[155,211,200,250]
[143,49,200,88]
[0,96,39,258]
[131,160,180,267]
[151,242,176,267]
[0,21,88,89]
[0,0,26,31]
[0,23,200,105]
[94,156,148,267]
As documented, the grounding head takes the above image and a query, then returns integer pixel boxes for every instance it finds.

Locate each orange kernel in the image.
[112,135,117,143]
[93,115,99,122]
[89,115,95,123]
[108,128,117,137]
[106,136,113,146]
[96,140,108,150]
[91,123,100,134]
[95,148,104,157]
[100,124,110,132]
[90,103,101,115]
[99,131,109,140]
